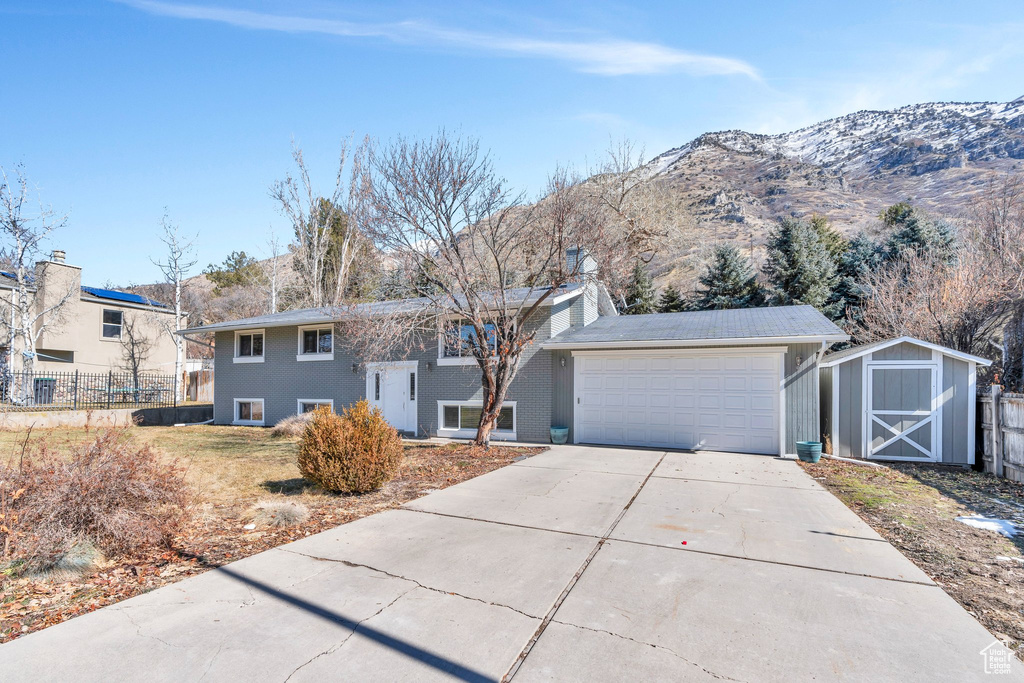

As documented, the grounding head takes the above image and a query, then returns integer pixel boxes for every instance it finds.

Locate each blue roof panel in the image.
[81,286,168,308]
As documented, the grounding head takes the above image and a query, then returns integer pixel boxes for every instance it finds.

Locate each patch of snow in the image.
[996,555,1024,564]
[957,515,1019,537]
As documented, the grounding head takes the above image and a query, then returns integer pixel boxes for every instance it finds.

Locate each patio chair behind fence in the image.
[0,370,177,411]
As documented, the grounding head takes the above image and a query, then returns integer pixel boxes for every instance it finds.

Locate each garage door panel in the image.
[698,377,721,391]
[724,377,748,391]
[576,350,782,455]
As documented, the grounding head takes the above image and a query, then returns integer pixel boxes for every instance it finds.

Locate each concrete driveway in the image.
[3,446,1019,682]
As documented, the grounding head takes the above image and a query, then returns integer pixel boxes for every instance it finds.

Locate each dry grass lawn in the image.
[0,424,543,642]
[801,459,1024,651]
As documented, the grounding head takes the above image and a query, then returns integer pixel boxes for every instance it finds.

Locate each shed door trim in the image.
[863,360,941,462]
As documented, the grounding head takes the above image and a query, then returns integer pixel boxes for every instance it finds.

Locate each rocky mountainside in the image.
[650,97,1024,283]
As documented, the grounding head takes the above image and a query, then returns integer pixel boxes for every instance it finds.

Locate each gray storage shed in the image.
[819,336,992,464]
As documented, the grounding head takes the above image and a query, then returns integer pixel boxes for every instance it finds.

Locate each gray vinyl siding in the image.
[872,341,931,361]
[549,343,816,454]
[819,366,833,448]
[784,343,820,453]
[821,341,975,464]
[551,349,574,439]
[942,356,971,464]
[834,357,863,458]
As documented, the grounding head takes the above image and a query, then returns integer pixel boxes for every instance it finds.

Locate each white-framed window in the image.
[234,329,265,363]
[297,399,333,414]
[297,324,334,361]
[437,400,516,440]
[234,398,265,426]
[438,319,497,366]
[101,309,123,339]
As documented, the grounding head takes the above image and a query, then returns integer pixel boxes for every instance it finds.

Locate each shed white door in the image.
[574,350,782,455]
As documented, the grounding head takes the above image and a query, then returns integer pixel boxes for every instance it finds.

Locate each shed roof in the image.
[820,336,993,367]
[542,305,848,349]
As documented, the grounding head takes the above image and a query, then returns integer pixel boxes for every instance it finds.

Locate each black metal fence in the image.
[0,371,177,411]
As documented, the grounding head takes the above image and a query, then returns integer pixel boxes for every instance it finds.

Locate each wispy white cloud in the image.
[117,0,759,78]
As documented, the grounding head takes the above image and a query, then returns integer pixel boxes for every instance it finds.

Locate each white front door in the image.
[574,350,783,455]
[367,362,418,433]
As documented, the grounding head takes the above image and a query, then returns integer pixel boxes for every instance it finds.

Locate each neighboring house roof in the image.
[0,271,169,309]
[179,283,586,335]
[542,305,848,349]
[81,285,168,309]
[819,335,993,367]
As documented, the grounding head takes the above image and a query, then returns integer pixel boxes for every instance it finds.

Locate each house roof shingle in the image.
[179,283,585,335]
[542,305,848,348]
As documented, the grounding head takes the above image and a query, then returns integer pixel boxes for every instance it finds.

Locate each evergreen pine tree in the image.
[689,245,763,311]
[762,217,840,315]
[880,202,956,261]
[657,285,686,313]
[624,261,656,315]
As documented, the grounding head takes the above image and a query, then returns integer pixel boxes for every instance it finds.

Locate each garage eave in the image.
[542,334,850,351]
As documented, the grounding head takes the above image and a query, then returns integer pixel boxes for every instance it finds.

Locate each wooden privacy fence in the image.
[979,386,1024,482]
[186,369,214,403]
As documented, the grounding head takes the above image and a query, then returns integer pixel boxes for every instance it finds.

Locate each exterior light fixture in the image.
[351,363,359,373]
[560,357,566,367]
[426,361,434,371]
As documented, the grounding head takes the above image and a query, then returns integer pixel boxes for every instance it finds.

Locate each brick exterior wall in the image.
[214,302,564,442]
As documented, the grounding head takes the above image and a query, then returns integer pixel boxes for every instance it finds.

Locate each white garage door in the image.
[574,350,782,455]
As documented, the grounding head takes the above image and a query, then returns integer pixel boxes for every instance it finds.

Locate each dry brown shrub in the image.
[272,412,312,437]
[0,427,192,574]
[247,500,309,528]
[297,402,403,494]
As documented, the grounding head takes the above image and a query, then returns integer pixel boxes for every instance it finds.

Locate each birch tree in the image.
[347,133,607,446]
[151,215,196,401]
[0,165,77,402]
[271,139,370,308]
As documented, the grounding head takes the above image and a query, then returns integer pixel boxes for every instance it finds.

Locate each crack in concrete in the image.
[502,451,670,682]
[283,585,418,683]
[120,608,182,650]
[550,619,747,682]
[710,485,740,520]
[197,638,227,682]
[278,548,542,620]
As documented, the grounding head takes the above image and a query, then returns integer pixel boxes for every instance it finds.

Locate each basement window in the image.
[234,399,265,426]
[438,401,516,438]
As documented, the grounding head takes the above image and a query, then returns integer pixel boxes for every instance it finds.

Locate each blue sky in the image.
[2,0,1022,285]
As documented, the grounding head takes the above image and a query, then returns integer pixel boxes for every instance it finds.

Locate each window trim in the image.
[297,398,334,415]
[100,308,124,341]
[437,319,502,366]
[233,398,265,426]
[296,324,334,362]
[233,329,266,364]
[436,400,517,441]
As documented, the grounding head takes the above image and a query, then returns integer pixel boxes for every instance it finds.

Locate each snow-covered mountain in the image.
[648,97,1024,284]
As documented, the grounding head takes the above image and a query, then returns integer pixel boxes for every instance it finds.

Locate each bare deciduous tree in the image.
[857,245,1012,356]
[0,165,77,401]
[119,312,153,397]
[271,139,370,308]
[151,214,196,400]
[587,139,694,299]
[346,133,607,446]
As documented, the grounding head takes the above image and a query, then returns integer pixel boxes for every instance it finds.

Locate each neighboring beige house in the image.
[0,250,179,375]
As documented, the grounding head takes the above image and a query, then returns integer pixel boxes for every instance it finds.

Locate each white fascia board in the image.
[819,335,993,368]
[179,290,582,336]
[543,334,849,351]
